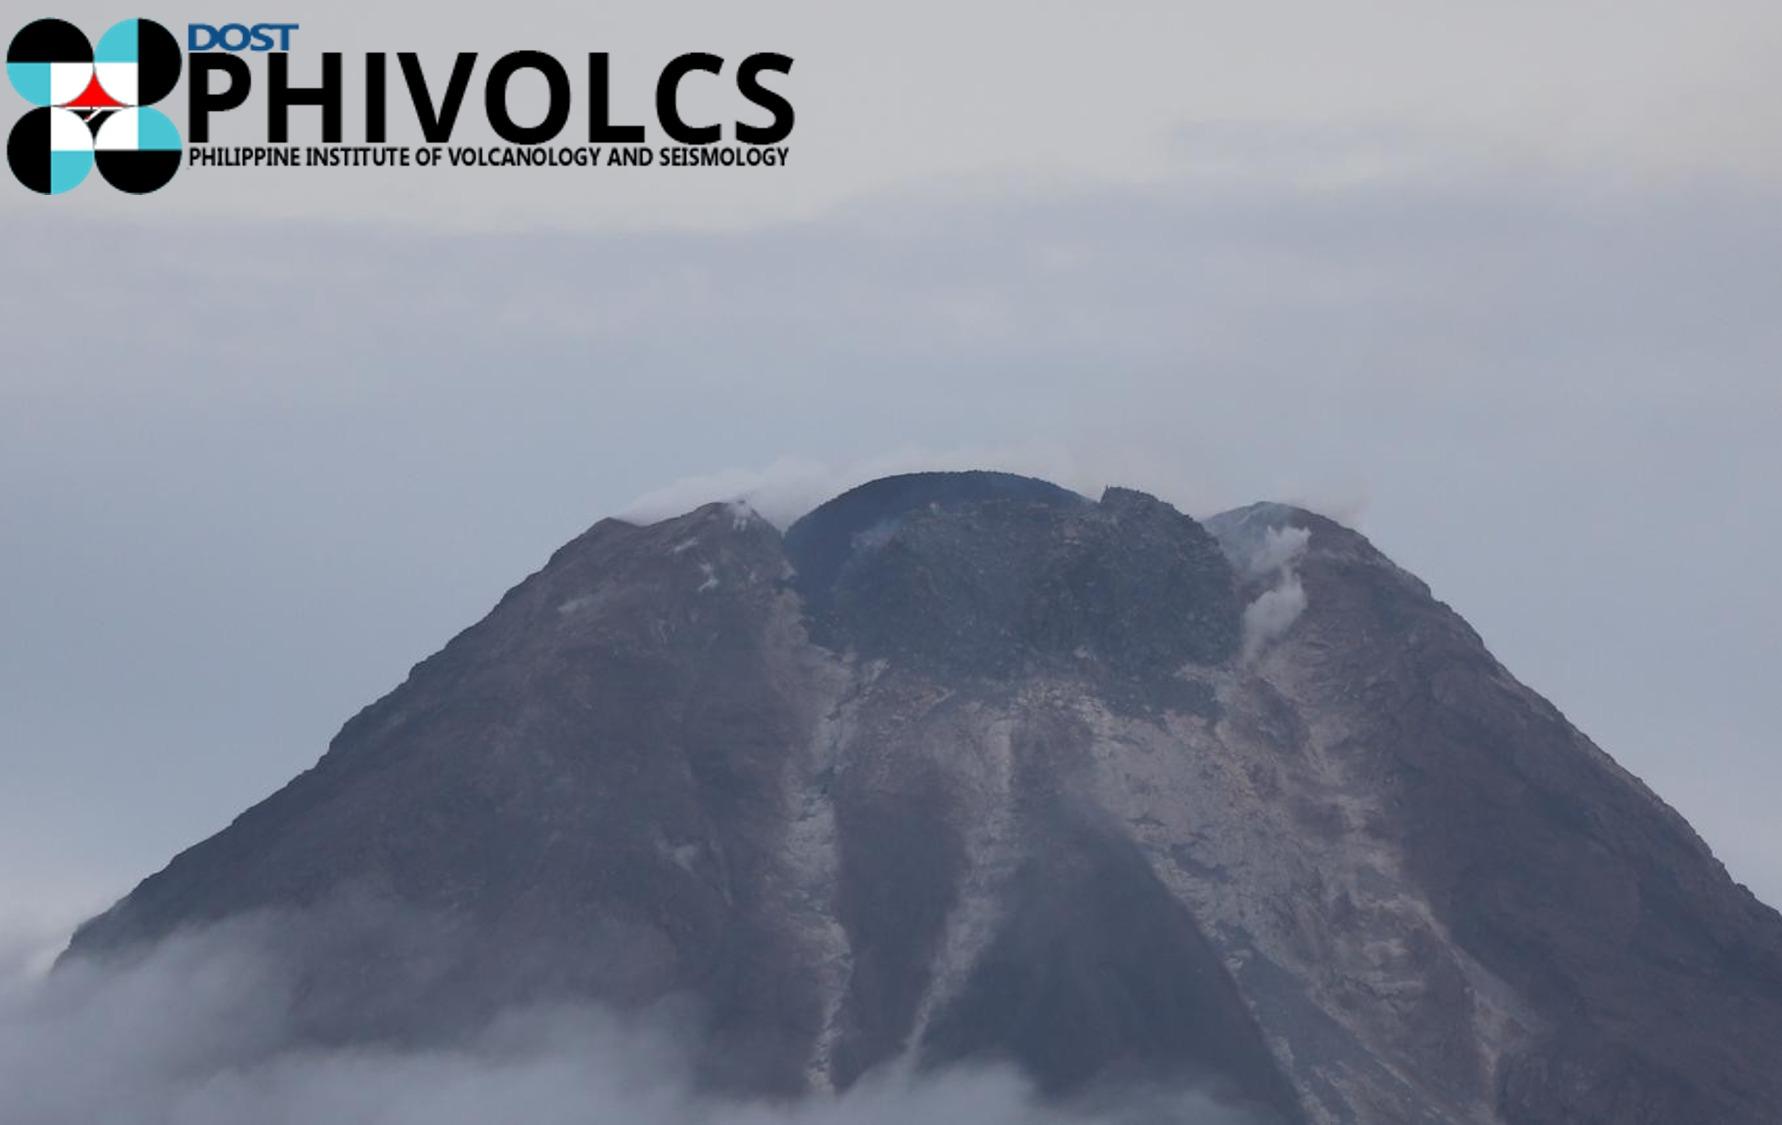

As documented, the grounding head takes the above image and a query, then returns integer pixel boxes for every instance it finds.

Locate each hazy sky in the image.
[3,0,1781,947]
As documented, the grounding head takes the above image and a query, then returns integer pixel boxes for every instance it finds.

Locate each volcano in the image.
[65,472,1782,1123]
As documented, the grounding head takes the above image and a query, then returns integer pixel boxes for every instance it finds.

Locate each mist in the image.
[0,919,1265,1125]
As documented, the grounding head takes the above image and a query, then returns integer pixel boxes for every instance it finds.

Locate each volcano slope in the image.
[66,472,1782,1123]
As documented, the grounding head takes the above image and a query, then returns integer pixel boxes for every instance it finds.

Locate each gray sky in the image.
[3,0,1780,943]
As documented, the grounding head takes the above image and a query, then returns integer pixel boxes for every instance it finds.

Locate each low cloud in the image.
[0,918,1263,1125]
[616,456,839,528]
[615,445,1232,530]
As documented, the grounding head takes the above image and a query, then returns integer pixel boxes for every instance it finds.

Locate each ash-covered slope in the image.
[67,473,1782,1123]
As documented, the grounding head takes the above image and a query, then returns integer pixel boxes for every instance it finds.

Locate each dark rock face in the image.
[72,503,836,1093]
[784,470,1088,601]
[66,474,1782,1123]
[790,476,1240,685]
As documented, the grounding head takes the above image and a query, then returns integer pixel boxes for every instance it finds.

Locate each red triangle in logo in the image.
[64,72,124,109]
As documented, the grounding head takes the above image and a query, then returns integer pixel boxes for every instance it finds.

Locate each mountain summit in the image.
[67,473,1782,1123]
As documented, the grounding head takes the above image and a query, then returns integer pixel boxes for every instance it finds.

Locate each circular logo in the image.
[6,18,183,195]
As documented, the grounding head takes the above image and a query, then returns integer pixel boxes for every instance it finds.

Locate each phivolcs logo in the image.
[5,18,183,194]
[8,18,797,192]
